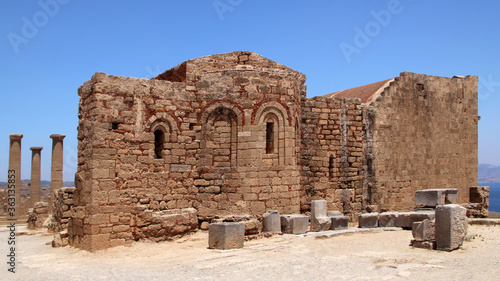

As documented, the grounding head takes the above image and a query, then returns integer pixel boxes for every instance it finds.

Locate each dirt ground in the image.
[1,224,500,281]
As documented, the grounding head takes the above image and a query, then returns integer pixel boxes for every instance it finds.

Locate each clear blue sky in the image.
[1,0,499,182]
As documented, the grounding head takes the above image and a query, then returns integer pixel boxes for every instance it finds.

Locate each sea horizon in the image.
[479,182,500,212]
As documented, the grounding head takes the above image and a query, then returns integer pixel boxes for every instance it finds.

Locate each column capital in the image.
[50,134,66,140]
[30,146,44,151]
[9,134,23,140]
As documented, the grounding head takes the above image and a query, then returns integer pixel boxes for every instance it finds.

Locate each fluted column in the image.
[30,147,43,207]
[50,134,65,213]
[8,134,23,219]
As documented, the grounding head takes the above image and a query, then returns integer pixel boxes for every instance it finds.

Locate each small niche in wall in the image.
[367,159,374,176]
[416,83,427,99]
[329,155,334,179]
[111,122,120,130]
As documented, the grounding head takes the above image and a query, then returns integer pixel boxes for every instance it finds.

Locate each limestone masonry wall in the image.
[71,52,307,250]
[369,72,478,211]
[69,51,479,251]
[300,96,366,219]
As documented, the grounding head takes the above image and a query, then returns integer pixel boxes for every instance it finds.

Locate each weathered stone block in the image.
[358,213,379,228]
[412,219,435,241]
[262,210,281,233]
[444,189,458,204]
[170,164,192,172]
[330,215,349,230]
[378,212,398,227]
[327,211,343,217]
[395,212,412,228]
[409,211,435,227]
[435,204,468,251]
[411,240,435,250]
[208,222,245,250]
[415,188,458,207]
[311,200,331,231]
[280,215,309,234]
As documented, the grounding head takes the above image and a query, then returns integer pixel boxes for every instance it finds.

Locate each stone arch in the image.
[201,104,240,170]
[150,118,177,159]
[147,113,179,140]
[200,101,244,127]
[254,103,289,166]
[252,101,289,127]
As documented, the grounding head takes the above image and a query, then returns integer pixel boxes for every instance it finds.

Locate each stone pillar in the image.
[50,134,65,213]
[8,134,23,219]
[30,147,43,207]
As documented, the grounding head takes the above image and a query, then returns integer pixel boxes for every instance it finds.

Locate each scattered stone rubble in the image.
[463,186,489,217]
[409,189,468,251]
[27,202,49,229]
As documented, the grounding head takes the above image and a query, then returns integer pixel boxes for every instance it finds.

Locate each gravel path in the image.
[1,225,499,280]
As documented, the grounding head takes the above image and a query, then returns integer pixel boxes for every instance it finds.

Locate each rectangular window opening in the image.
[266,122,274,154]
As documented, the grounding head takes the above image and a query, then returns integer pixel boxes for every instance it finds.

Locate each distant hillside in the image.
[0,180,75,188]
[479,164,500,183]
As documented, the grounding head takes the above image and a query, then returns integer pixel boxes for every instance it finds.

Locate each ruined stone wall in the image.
[300,96,366,219]
[70,52,306,251]
[69,52,479,251]
[51,187,76,232]
[370,72,478,211]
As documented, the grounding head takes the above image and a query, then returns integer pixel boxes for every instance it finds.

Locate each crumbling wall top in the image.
[153,51,306,84]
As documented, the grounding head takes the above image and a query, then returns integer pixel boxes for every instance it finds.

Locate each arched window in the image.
[263,113,279,155]
[154,129,165,159]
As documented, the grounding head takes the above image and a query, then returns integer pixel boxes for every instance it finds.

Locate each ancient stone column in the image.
[30,147,43,207]
[50,134,65,213]
[8,134,23,219]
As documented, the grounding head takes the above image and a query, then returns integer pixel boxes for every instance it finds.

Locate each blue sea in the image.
[479,182,500,212]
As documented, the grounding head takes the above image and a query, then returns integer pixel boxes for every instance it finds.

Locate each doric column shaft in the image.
[50,134,65,213]
[8,134,23,219]
[30,147,43,206]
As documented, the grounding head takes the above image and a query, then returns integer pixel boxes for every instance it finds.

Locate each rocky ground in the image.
[1,223,500,280]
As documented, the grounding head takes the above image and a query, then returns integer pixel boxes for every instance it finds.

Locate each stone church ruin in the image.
[67,51,480,251]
